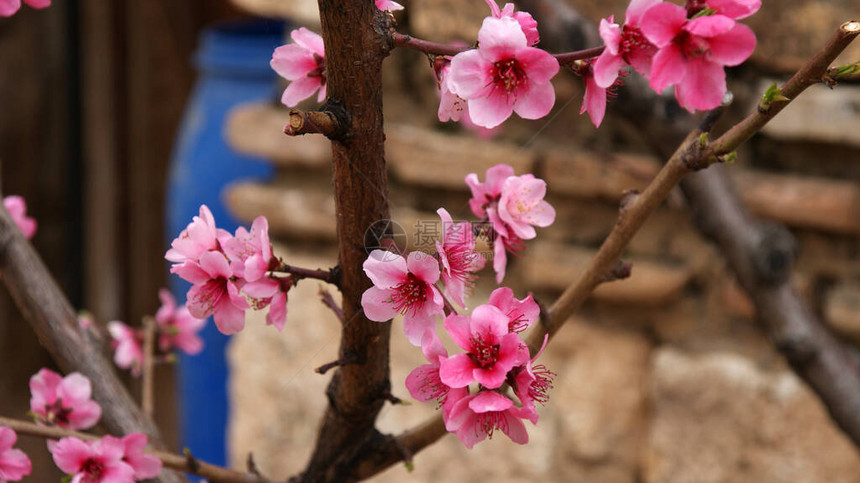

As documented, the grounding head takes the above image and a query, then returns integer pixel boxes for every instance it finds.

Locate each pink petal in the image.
[0,427,15,451]
[360,286,398,322]
[593,50,626,88]
[187,279,224,319]
[23,0,50,7]
[625,0,662,25]
[640,2,687,48]
[683,14,736,38]
[0,0,21,16]
[512,76,556,120]
[448,50,492,100]
[57,373,92,403]
[707,23,757,66]
[281,76,323,107]
[581,76,608,127]
[291,27,325,56]
[598,17,621,56]
[363,250,407,288]
[493,236,508,284]
[469,391,513,412]
[439,353,477,388]
[266,291,287,331]
[29,368,61,409]
[706,0,761,19]
[675,59,726,112]
[242,278,279,299]
[0,446,31,480]
[405,364,442,402]
[466,90,515,129]
[473,361,509,389]
[270,45,317,80]
[170,261,210,284]
[402,312,437,347]
[477,17,527,53]
[470,304,509,338]
[51,437,92,473]
[212,298,246,335]
[516,47,559,83]
[406,251,440,284]
[444,314,473,350]
[67,400,102,431]
[649,43,687,93]
[501,411,529,444]
[420,330,448,362]
[198,251,231,279]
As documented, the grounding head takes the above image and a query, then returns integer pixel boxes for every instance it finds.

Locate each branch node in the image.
[600,260,633,283]
[619,189,640,213]
[183,448,200,473]
[680,133,713,171]
[283,108,347,139]
[315,352,360,375]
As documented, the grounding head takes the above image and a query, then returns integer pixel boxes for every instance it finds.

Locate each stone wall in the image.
[224,0,860,480]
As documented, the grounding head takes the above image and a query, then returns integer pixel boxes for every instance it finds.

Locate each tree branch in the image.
[295,1,395,481]
[391,32,604,65]
[0,416,268,483]
[0,195,184,483]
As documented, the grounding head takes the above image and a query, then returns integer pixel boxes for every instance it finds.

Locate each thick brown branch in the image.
[680,165,860,446]
[297,1,394,481]
[142,316,157,419]
[0,195,184,482]
[0,417,268,483]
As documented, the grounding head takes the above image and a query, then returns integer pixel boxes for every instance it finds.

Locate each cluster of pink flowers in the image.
[407,290,554,448]
[0,0,48,17]
[167,205,289,334]
[584,0,759,124]
[23,368,163,481]
[3,195,37,240]
[466,164,555,283]
[0,427,30,482]
[361,164,555,447]
[107,290,206,376]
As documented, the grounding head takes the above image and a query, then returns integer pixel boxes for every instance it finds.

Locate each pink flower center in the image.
[443,244,478,282]
[678,31,711,59]
[44,399,73,426]
[491,58,527,94]
[82,458,105,480]
[507,312,528,333]
[619,25,656,63]
[389,273,427,315]
[528,364,555,405]
[420,370,449,407]
[469,335,500,369]
[476,410,508,439]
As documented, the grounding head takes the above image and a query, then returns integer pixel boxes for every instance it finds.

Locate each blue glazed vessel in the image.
[165,18,285,470]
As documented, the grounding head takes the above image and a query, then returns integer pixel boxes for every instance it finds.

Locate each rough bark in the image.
[296,1,394,481]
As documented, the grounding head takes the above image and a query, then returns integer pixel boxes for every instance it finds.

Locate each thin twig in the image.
[0,416,269,483]
[391,32,604,65]
[319,286,345,324]
[142,317,157,419]
[273,262,339,286]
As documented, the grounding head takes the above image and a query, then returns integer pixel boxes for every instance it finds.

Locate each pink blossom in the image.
[165,205,222,266]
[0,427,31,482]
[176,251,249,335]
[497,174,556,240]
[448,17,559,128]
[223,216,273,283]
[487,287,539,333]
[119,434,161,480]
[511,336,554,423]
[3,196,37,239]
[375,0,403,11]
[29,369,101,431]
[593,0,661,89]
[0,0,50,17]
[484,0,540,46]
[445,391,530,448]
[361,250,444,345]
[641,3,756,111]
[438,305,529,389]
[436,60,468,123]
[580,64,608,127]
[436,208,484,308]
[51,436,135,483]
[271,28,326,107]
[405,331,451,406]
[465,164,515,219]
[107,322,145,377]
[154,289,205,355]
[265,289,288,331]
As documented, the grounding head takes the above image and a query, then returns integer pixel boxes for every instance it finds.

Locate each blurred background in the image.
[1,0,859,481]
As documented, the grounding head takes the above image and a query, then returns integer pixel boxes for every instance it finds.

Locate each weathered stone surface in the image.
[645,349,860,483]
[521,242,694,307]
[230,0,320,26]
[824,283,860,345]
